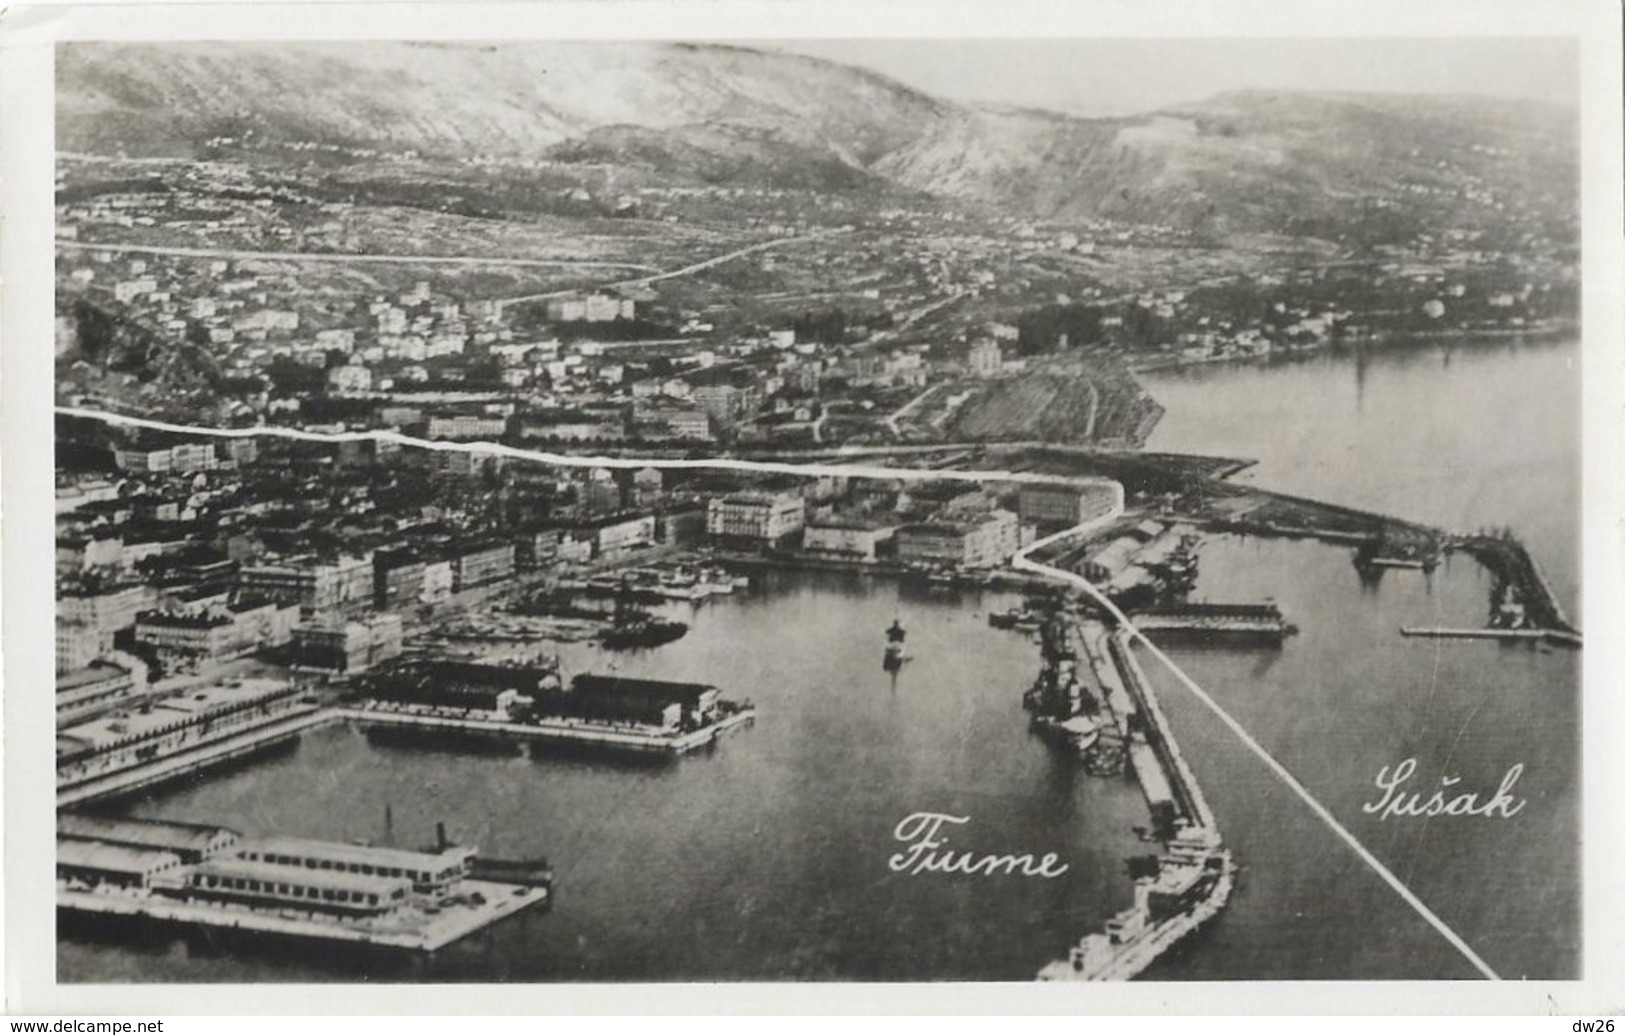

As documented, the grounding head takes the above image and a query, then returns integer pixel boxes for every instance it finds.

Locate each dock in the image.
[58,705,334,808]
[1129,603,1295,650]
[59,878,548,955]
[337,704,756,756]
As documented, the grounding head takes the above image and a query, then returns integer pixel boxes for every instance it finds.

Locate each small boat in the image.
[883,619,910,671]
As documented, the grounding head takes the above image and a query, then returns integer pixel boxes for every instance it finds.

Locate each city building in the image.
[131,598,300,670]
[238,554,375,614]
[802,517,899,562]
[894,509,1021,569]
[424,414,509,441]
[1016,480,1123,528]
[450,541,516,592]
[373,549,426,610]
[969,339,1003,378]
[706,492,806,545]
[56,620,114,673]
[291,613,404,673]
[59,582,156,635]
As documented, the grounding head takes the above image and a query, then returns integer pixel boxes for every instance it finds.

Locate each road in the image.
[494,228,850,311]
[56,237,659,272]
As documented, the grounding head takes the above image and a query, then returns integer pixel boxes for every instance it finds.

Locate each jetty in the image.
[1037,618,1235,982]
[1400,626,1582,648]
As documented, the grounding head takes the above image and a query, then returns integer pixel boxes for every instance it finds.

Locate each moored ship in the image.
[598,582,688,650]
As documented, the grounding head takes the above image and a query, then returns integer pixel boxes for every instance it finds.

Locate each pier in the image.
[1128,602,1295,650]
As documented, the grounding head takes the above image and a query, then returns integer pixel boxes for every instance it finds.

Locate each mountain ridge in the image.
[58,40,1576,239]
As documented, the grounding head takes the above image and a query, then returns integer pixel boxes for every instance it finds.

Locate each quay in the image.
[337,702,755,756]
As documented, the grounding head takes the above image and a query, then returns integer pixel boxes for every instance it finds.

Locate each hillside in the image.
[58,41,1576,240]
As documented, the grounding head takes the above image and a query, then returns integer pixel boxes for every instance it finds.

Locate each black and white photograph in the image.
[6,0,1622,1011]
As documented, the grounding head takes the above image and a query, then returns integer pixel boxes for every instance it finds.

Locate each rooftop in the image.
[57,837,182,875]
[241,835,474,875]
[190,856,415,896]
[59,813,237,852]
[56,662,133,693]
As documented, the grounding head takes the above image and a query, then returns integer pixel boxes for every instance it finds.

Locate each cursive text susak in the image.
[888,812,1070,878]
[1361,758,1527,820]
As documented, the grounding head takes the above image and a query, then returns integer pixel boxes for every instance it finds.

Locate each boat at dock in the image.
[597,582,688,651]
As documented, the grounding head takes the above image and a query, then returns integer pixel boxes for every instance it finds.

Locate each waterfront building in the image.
[706,492,806,546]
[181,859,412,915]
[1017,480,1122,528]
[802,517,899,562]
[291,613,404,673]
[56,661,143,727]
[56,679,306,789]
[234,836,475,894]
[132,598,300,669]
[57,838,184,891]
[894,509,1021,570]
[590,514,657,560]
[656,506,707,547]
[58,814,239,864]
[569,674,720,728]
[450,541,516,592]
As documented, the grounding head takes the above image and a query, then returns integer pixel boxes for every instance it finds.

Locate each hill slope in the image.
[58,41,1575,239]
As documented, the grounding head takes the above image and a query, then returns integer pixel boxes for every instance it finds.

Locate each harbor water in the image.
[60,335,1580,981]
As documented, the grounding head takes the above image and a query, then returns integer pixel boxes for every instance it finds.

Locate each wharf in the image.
[58,705,334,808]
[1401,626,1581,648]
[1130,604,1293,650]
[337,704,755,756]
[58,878,547,955]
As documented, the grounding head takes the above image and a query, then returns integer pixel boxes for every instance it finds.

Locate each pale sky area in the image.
[763,38,1578,116]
